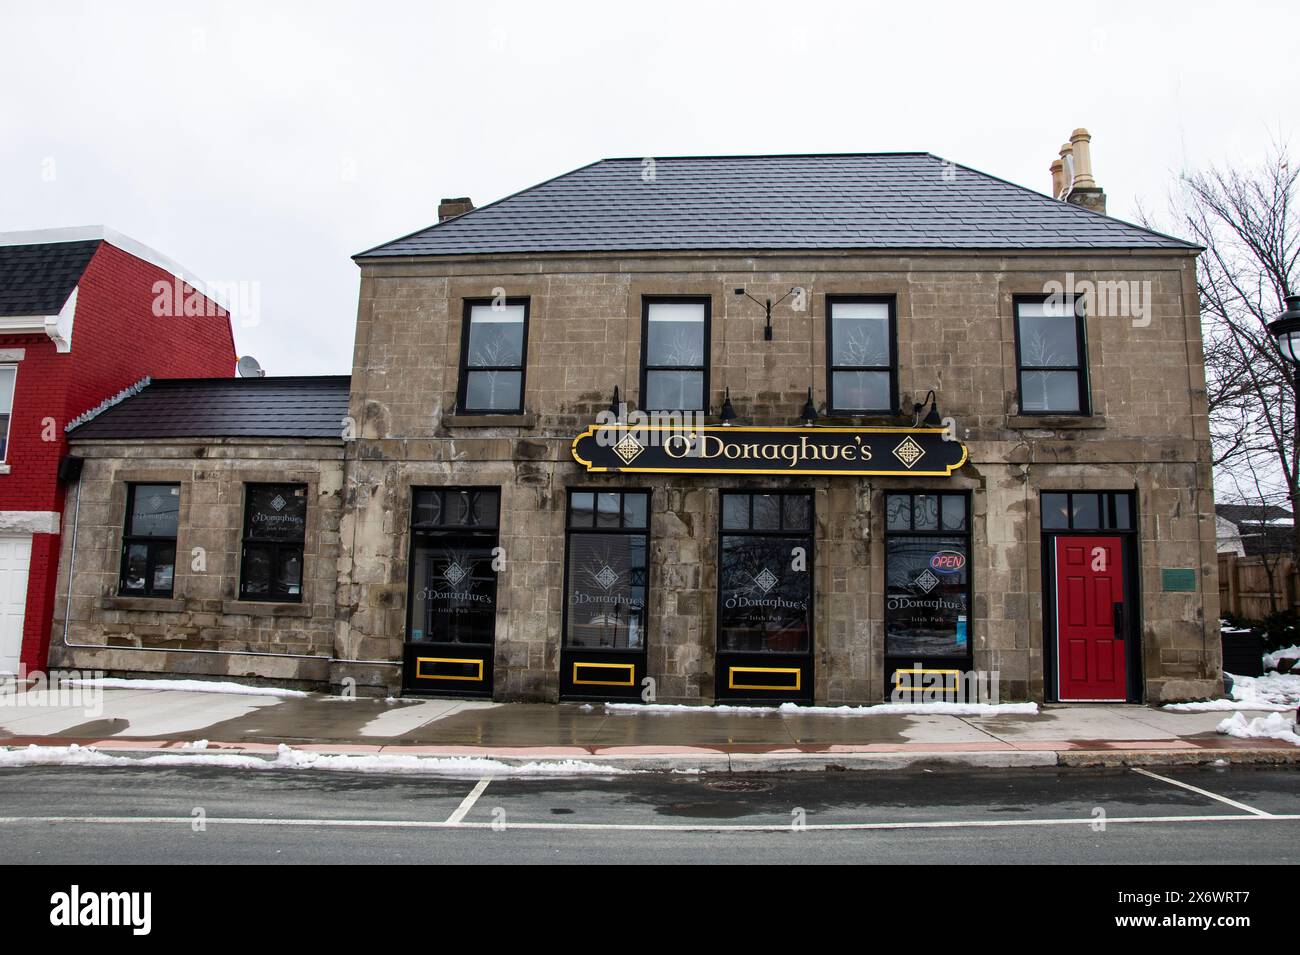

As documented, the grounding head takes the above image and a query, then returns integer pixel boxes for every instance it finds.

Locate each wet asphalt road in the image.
[0,763,1296,864]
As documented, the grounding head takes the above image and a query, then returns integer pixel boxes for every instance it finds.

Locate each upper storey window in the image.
[1014,296,1090,415]
[826,296,896,414]
[458,299,529,414]
[641,297,709,412]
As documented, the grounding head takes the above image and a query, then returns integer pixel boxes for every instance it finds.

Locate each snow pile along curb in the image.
[0,743,629,777]
[1216,712,1300,746]
[605,701,1039,717]
[61,678,311,699]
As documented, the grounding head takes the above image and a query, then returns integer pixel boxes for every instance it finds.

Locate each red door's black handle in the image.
[1112,602,1125,640]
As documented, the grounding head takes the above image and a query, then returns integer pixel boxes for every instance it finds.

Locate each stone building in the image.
[51,141,1222,705]
[49,377,348,685]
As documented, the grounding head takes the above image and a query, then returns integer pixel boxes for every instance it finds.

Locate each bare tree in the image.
[1148,145,1299,567]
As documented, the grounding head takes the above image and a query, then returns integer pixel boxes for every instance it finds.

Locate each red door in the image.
[1055,536,1127,701]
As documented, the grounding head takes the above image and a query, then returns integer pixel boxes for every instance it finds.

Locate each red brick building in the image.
[0,227,236,675]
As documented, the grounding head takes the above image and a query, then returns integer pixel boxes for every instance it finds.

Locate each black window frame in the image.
[1013,293,1090,416]
[639,295,711,413]
[716,489,815,656]
[118,482,180,599]
[825,294,898,415]
[1038,490,1142,704]
[405,486,503,647]
[1039,490,1135,532]
[239,483,309,603]
[883,490,973,660]
[456,297,530,415]
[562,489,652,652]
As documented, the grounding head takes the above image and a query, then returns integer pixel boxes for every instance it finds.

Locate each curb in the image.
[4,742,1297,774]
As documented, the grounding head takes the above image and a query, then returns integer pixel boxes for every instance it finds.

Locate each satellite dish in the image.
[236,356,265,378]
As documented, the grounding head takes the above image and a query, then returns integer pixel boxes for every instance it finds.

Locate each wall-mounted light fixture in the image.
[609,385,623,419]
[720,387,737,425]
[800,387,819,426]
[734,286,800,341]
[912,389,943,428]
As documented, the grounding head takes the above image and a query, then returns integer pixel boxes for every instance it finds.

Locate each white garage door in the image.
[0,535,32,675]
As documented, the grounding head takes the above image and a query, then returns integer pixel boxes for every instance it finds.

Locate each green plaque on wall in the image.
[1161,568,1197,592]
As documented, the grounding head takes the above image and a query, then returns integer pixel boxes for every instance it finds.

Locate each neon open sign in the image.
[930,550,966,574]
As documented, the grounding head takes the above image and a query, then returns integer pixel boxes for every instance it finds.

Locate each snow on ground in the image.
[606,701,1038,717]
[1162,671,1300,712]
[1263,645,1300,671]
[0,743,627,776]
[61,678,309,699]
[1216,711,1300,746]
[1234,672,1300,706]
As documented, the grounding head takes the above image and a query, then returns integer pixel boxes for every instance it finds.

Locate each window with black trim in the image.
[1014,296,1089,414]
[827,296,896,414]
[408,487,500,645]
[1041,491,1133,531]
[119,483,179,597]
[240,484,307,602]
[641,297,709,412]
[718,491,813,654]
[458,298,529,413]
[0,365,15,462]
[885,493,971,658]
[564,491,649,650]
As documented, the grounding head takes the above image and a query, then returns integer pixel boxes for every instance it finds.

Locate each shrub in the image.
[1258,610,1300,653]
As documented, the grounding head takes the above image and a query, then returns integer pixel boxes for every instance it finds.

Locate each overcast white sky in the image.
[1,0,1294,375]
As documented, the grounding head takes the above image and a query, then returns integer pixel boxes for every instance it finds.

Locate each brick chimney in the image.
[438,197,475,221]
[1063,128,1106,215]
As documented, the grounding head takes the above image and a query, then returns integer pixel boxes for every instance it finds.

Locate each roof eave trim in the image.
[356,243,1203,262]
[0,225,234,314]
[0,286,80,352]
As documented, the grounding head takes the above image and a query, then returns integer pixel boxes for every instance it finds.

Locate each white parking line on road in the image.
[445,777,491,825]
[1130,767,1274,817]
[0,812,1296,833]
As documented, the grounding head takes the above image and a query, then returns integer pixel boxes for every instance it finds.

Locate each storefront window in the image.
[885,492,970,657]
[408,488,500,645]
[119,483,180,598]
[240,484,307,602]
[565,490,649,649]
[718,492,813,654]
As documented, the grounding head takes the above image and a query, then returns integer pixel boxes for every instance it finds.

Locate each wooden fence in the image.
[1218,553,1300,620]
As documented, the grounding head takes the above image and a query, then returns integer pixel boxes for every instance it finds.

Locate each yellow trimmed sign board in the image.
[571,425,967,477]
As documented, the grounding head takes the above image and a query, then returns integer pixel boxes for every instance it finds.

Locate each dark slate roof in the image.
[68,376,351,440]
[0,240,101,316]
[1217,504,1293,524]
[357,153,1197,258]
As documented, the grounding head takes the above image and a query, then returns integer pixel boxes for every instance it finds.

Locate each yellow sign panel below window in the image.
[728,666,802,692]
[415,656,485,682]
[572,661,637,687]
[893,668,961,694]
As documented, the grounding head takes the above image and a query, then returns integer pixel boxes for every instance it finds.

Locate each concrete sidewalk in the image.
[1,686,1296,772]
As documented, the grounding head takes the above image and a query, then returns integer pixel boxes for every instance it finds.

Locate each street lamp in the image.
[1267,295,1300,365]
[1266,294,1300,567]
[1267,295,1300,425]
